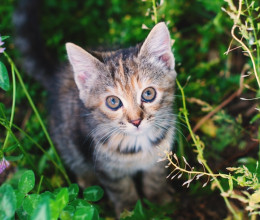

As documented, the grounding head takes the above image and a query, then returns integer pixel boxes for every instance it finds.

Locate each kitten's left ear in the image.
[139,22,175,70]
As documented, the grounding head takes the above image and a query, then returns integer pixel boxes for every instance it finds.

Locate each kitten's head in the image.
[66,22,176,152]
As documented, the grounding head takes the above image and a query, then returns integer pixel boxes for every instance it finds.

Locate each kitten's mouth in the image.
[128,126,149,136]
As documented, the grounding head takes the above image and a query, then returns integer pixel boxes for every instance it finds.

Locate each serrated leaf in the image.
[31,197,51,220]
[18,170,35,194]
[73,206,98,220]
[5,154,23,161]
[68,184,79,201]
[83,186,104,202]
[23,194,40,215]
[0,61,10,91]
[0,184,16,220]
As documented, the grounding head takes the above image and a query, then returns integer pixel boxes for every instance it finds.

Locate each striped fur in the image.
[63,23,177,215]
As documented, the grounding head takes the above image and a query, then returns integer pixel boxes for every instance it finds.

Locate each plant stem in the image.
[230,0,260,88]
[3,63,16,149]
[152,0,158,24]
[3,52,71,185]
[37,175,44,194]
[8,121,70,183]
[245,0,260,78]
[176,79,240,219]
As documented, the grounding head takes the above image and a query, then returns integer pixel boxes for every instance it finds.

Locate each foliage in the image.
[0,0,260,219]
[0,170,103,220]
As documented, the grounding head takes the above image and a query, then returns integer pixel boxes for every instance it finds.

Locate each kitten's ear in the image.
[139,22,175,70]
[66,43,104,92]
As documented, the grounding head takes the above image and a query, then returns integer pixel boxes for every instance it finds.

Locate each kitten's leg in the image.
[98,172,139,216]
[142,161,174,204]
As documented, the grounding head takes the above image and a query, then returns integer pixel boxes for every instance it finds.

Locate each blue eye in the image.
[141,87,156,103]
[106,96,123,110]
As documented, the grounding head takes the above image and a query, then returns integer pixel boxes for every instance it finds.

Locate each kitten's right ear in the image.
[139,22,175,70]
[66,43,103,92]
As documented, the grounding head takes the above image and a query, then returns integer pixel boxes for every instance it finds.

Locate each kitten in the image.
[14,1,176,215]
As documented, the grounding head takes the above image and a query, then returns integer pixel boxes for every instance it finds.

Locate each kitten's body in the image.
[14,0,177,215]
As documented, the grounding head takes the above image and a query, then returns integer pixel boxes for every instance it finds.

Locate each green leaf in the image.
[83,186,104,202]
[0,61,10,91]
[14,190,25,208]
[0,102,6,119]
[1,36,9,41]
[18,170,35,194]
[16,206,30,220]
[132,200,146,219]
[50,188,69,220]
[23,194,40,215]
[2,144,18,153]
[31,197,51,220]
[68,184,79,201]
[5,154,23,161]
[70,199,90,209]
[60,205,75,220]
[41,191,55,200]
[73,206,98,220]
[0,184,16,220]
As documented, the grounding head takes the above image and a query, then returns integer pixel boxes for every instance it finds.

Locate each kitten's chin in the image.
[127,126,150,136]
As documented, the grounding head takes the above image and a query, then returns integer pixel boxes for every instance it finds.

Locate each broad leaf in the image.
[0,61,10,91]
[83,186,104,202]
[0,184,16,220]
[18,170,35,194]
[31,197,51,220]
[23,194,40,215]
[73,206,98,220]
[68,184,79,201]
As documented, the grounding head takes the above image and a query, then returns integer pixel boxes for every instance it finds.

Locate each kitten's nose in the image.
[131,119,142,128]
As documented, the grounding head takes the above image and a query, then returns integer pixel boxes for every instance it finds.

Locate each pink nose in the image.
[131,119,142,128]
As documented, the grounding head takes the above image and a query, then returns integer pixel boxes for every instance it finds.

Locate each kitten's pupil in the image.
[145,90,151,96]
[111,98,116,105]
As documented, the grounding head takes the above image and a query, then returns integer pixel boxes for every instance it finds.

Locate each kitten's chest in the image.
[95,129,173,176]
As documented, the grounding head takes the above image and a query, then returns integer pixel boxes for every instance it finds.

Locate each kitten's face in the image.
[94,57,175,137]
[66,22,176,152]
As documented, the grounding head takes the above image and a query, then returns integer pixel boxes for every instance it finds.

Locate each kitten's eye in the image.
[141,87,156,103]
[106,96,123,110]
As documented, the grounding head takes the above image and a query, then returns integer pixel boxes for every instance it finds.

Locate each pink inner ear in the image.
[159,53,171,67]
[77,73,87,84]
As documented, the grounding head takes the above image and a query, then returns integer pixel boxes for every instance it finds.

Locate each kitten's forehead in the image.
[101,49,140,89]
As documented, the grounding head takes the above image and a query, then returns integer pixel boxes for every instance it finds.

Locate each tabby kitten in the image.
[14,1,176,213]
[63,22,176,214]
